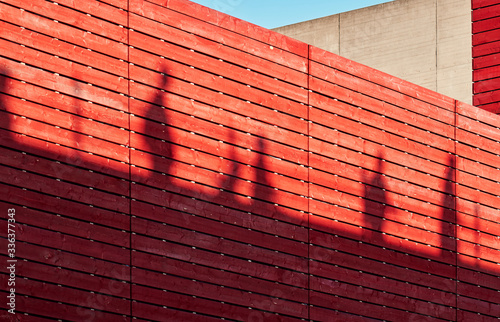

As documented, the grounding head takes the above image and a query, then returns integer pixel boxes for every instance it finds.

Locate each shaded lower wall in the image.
[0,0,499,320]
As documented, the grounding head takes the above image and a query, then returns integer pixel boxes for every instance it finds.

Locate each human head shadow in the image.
[363,152,388,240]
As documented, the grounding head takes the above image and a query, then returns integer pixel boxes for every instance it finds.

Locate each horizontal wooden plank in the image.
[309,260,455,307]
[51,0,128,26]
[457,267,500,290]
[14,223,130,264]
[14,278,129,315]
[456,142,500,171]
[473,0,500,9]
[0,110,129,163]
[132,267,308,318]
[131,301,222,322]
[473,3,500,21]
[151,0,308,57]
[473,28,500,46]
[458,170,500,200]
[129,0,308,72]
[129,33,307,103]
[457,285,500,316]
[457,253,500,277]
[310,108,453,165]
[309,223,456,272]
[474,78,500,94]
[457,100,500,129]
[473,100,500,114]
[129,57,308,119]
[457,239,500,264]
[309,46,455,109]
[0,239,130,280]
[132,216,308,266]
[0,292,129,321]
[0,38,127,94]
[309,212,457,268]
[128,13,307,87]
[473,39,500,58]
[457,199,500,235]
[0,0,126,43]
[310,62,456,127]
[310,306,380,322]
[0,57,128,112]
[310,276,455,320]
[0,76,129,129]
[131,198,308,242]
[474,53,500,70]
[132,284,302,321]
[0,165,129,213]
[0,93,129,147]
[0,128,129,180]
[128,74,308,136]
[132,234,308,286]
[0,201,128,247]
[0,2,127,60]
[309,290,441,321]
[0,21,128,77]
[132,250,308,303]
[131,201,307,255]
[473,16,500,34]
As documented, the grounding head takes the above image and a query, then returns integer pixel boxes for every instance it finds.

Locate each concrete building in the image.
[274,0,472,105]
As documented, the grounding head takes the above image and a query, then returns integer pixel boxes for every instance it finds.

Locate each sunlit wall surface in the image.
[0,0,499,320]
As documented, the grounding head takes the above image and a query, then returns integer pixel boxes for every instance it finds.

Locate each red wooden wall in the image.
[0,0,499,320]
[473,0,500,114]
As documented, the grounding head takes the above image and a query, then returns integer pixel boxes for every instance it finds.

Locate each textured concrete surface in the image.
[274,0,472,104]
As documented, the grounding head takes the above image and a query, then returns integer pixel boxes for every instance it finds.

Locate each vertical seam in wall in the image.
[127,0,132,319]
[307,44,311,322]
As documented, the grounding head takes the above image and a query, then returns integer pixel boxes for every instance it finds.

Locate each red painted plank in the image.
[132,217,308,265]
[0,39,127,94]
[309,221,456,272]
[131,203,307,256]
[128,13,307,87]
[99,0,128,10]
[2,293,129,321]
[473,0,500,9]
[131,198,308,242]
[0,0,127,43]
[473,3,500,21]
[5,240,130,280]
[132,234,308,286]
[458,267,500,290]
[310,212,457,269]
[309,46,455,109]
[310,107,453,165]
[14,223,130,264]
[310,290,440,322]
[156,0,308,57]
[0,21,128,78]
[129,0,308,72]
[51,0,128,26]
[473,16,500,34]
[0,165,129,213]
[0,76,128,129]
[131,147,307,196]
[0,110,128,163]
[310,276,455,320]
[132,251,308,303]
[457,185,500,211]
[132,267,308,318]
[309,260,456,307]
[457,239,500,264]
[474,78,500,94]
[456,143,500,172]
[14,278,129,315]
[457,309,499,322]
[0,93,129,147]
[457,102,500,137]
[309,62,456,127]
[458,169,500,198]
[0,201,128,247]
[310,307,380,322]
[474,53,500,70]
[473,39,500,58]
[129,80,307,136]
[129,57,308,119]
[457,202,500,236]
[11,258,130,298]
[0,2,127,60]
[0,129,129,180]
[457,286,500,316]
[473,101,500,114]
[132,284,302,321]
[0,184,129,231]
[473,28,500,46]
[132,302,222,322]
[129,34,307,103]
[0,58,128,112]
[458,254,500,276]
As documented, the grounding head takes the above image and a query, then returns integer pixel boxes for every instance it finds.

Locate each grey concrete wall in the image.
[274,0,472,105]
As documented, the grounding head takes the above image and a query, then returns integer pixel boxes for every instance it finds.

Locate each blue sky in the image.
[190,0,394,29]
